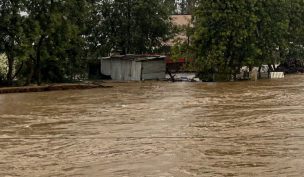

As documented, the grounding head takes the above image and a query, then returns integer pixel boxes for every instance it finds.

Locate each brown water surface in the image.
[1,75,304,177]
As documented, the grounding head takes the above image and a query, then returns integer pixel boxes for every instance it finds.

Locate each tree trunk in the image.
[36,36,45,86]
[12,61,24,80]
[6,54,14,86]
[36,50,41,86]
[25,56,35,86]
[267,64,274,78]
[272,63,276,71]
[258,66,262,79]
[126,0,131,54]
[166,67,175,82]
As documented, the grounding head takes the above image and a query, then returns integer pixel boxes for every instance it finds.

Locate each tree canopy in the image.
[0,0,173,86]
[1,0,304,85]
[192,0,304,80]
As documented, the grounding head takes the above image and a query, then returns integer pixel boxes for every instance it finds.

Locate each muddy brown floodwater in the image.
[1,75,304,177]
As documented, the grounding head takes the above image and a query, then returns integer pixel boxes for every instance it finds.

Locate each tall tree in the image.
[255,0,290,71]
[0,0,25,85]
[193,1,259,78]
[22,0,88,84]
[91,0,173,55]
[164,0,178,14]
[285,0,304,66]
[177,0,198,14]
[192,0,304,80]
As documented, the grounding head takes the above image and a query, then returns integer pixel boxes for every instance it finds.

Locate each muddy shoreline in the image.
[0,83,112,94]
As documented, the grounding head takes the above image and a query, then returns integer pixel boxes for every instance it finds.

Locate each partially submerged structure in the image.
[100,55,166,81]
[237,65,285,81]
[165,15,196,82]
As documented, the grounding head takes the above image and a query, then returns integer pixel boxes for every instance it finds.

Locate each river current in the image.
[1,75,304,177]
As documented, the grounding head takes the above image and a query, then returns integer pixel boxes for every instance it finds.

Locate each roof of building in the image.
[101,54,166,62]
[166,15,193,46]
[166,57,193,64]
[170,15,192,27]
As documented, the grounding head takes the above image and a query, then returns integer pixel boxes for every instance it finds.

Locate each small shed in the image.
[100,55,166,81]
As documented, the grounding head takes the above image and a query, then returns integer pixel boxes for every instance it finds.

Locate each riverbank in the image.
[0,83,112,94]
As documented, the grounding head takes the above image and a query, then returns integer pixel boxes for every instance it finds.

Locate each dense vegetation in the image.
[190,0,304,80]
[1,0,304,85]
[165,0,198,15]
[0,0,174,86]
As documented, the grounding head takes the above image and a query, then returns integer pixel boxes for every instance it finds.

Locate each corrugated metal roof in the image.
[101,55,166,62]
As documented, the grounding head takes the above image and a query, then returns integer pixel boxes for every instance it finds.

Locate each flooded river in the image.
[1,75,304,177]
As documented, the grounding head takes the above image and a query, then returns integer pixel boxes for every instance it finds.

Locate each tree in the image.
[22,0,88,85]
[254,0,290,71]
[84,0,113,60]
[164,0,179,14]
[284,0,304,66]
[91,0,173,55]
[0,0,25,85]
[0,0,178,86]
[193,1,259,79]
[176,0,198,15]
[192,0,304,80]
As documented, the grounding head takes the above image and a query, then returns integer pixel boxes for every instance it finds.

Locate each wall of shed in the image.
[100,59,112,76]
[101,59,142,80]
[141,60,166,80]
[120,60,132,80]
[131,61,142,80]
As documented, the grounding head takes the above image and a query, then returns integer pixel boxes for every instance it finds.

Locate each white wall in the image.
[101,59,166,81]
[101,59,142,80]
[270,72,284,79]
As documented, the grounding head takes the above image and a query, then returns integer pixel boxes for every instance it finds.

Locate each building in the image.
[100,55,166,81]
[167,15,192,46]
[236,65,284,80]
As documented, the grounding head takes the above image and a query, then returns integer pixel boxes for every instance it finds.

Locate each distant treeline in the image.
[1,0,304,86]
[0,0,174,86]
[174,0,304,80]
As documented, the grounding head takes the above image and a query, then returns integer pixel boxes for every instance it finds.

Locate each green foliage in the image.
[1,0,303,85]
[0,0,26,85]
[0,0,173,86]
[88,0,173,55]
[192,0,304,80]
[164,0,179,14]
[22,0,89,84]
[179,0,198,15]
[165,0,198,15]
[194,1,257,73]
